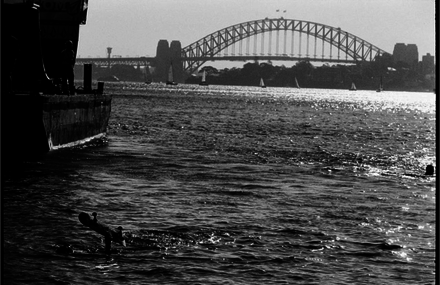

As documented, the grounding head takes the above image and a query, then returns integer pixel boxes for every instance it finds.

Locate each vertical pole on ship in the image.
[84,64,92,92]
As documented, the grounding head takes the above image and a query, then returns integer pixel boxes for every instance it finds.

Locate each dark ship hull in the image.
[4,94,111,157]
[3,2,112,159]
[43,94,111,150]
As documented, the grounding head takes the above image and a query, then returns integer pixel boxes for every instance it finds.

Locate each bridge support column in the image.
[170,41,184,83]
[154,39,170,83]
[154,39,184,83]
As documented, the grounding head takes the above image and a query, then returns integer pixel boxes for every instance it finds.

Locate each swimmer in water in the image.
[92,212,98,223]
[103,225,126,254]
[78,212,126,254]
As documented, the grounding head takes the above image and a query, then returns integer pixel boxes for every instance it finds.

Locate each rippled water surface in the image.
[3,84,436,284]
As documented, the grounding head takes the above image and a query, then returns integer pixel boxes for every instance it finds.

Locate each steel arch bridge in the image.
[182,18,389,73]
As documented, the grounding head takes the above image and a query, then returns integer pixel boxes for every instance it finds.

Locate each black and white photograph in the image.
[2,0,436,284]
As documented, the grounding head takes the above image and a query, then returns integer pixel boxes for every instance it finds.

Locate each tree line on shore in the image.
[187,54,435,91]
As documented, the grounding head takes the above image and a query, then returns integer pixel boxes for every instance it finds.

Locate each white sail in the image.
[199,70,208,85]
[260,78,266,88]
[350,82,356,90]
[295,77,300,88]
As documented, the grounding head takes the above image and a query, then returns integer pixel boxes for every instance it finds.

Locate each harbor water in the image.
[3,83,436,284]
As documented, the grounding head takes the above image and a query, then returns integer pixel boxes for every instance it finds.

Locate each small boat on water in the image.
[376,76,383,92]
[166,65,178,85]
[199,70,208,86]
[260,78,266,88]
[349,82,357,91]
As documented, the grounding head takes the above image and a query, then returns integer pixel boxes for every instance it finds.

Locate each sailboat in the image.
[199,70,208,86]
[376,76,383,92]
[260,78,266,88]
[294,77,300,88]
[349,82,356,91]
[166,65,177,85]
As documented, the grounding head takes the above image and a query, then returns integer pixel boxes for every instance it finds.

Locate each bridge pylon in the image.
[153,39,184,83]
[154,39,170,83]
[170,41,184,83]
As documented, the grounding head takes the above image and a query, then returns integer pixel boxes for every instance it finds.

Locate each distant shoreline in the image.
[74,80,435,94]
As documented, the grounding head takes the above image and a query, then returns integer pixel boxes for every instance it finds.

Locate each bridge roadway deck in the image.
[75,56,356,66]
[75,57,155,66]
[186,56,356,63]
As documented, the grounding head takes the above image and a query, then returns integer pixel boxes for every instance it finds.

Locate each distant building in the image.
[421,53,434,74]
[393,43,406,62]
[392,43,418,69]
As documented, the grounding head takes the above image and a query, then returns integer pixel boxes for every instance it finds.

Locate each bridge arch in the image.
[182,18,389,73]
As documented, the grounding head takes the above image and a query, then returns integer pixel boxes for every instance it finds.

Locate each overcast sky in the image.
[77,0,435,66]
